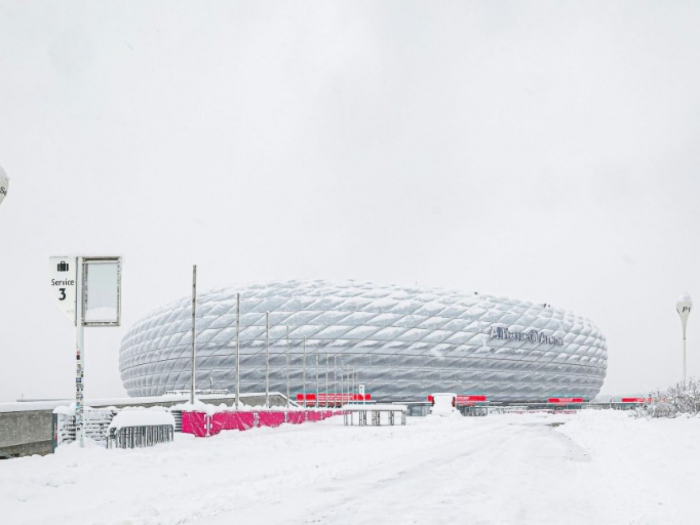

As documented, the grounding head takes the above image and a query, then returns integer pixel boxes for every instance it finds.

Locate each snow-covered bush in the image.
[638,378,700,418]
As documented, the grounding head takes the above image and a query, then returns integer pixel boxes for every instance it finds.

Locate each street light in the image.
[676,293,693,384]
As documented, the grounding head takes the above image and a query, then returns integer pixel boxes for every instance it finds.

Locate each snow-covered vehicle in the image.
[428,393,457,416]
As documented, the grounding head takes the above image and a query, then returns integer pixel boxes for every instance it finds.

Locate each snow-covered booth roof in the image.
[119,280,607,402]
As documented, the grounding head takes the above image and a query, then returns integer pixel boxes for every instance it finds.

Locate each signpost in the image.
[50,256,122,448]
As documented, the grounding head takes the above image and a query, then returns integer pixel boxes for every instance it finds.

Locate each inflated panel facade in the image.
[119,280,607,402]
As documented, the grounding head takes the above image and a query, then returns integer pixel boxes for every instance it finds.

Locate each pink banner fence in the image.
[181,410,340,438]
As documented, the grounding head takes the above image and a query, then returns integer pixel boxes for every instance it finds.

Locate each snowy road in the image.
[2,411,699,525]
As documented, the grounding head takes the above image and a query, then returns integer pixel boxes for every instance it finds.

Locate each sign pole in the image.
[286,326,290,409]
[75,257,85,448]
[51,255,121,449]
[190,265,197,405]
[315,348,319,409]
[302,337,306,408]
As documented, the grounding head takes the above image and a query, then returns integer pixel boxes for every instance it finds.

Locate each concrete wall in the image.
[0,393,290,459]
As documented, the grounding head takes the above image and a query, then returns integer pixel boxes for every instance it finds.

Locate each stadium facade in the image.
[119,280,607,402]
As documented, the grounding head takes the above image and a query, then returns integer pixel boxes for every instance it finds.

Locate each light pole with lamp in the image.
[676,294,693,384]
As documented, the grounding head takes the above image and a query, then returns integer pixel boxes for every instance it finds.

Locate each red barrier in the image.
[307,411,322,422]
[286,412,306,424]
[181,410,340,438]
[182,412,209,437]
[214,411,255,432]
[258,411,285,428]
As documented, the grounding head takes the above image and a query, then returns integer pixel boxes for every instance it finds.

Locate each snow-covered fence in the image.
[52,406,118,451]
[53,406,175,450]
[108,425,174,449]
[107,408,175,449]
[107,407,175,448]
[343,405,407,426]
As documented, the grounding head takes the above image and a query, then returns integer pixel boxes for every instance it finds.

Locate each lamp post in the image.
[676,294,693,384]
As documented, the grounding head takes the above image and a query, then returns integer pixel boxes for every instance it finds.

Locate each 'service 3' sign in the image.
[490,326,564,346]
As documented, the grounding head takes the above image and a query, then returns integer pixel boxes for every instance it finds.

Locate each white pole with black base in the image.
[75,257,85,447]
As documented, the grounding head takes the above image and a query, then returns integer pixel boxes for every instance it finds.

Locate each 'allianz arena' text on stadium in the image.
[119,281,607,402]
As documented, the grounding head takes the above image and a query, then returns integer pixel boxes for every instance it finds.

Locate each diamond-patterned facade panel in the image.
[119,280,608,402]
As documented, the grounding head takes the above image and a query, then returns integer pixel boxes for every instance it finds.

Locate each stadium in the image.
[119,280,608,402]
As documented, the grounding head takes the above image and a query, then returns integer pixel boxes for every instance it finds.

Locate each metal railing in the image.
[107,425,174,449]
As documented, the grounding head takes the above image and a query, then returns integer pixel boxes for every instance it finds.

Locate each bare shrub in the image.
[638,378,700,418]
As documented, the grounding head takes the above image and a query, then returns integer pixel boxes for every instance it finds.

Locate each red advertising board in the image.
[295,393,371,404]
[455,395,487,406]
[548,397,584,404]
[621,397,652,403]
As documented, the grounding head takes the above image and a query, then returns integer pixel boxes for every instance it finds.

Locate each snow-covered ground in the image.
[2,410,699,525]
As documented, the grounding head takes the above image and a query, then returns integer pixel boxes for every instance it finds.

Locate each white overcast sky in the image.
[1,1,699,402]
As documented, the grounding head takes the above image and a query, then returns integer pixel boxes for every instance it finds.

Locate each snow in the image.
[2,411,700,524]
[83,306,118,322]
[343,404,405,411]
[0,392,287,413]
[109,407,174,429]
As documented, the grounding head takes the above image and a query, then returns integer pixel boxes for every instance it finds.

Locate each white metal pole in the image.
[351,366,355,404]
[265,311,270,408]
[190,265,197,405]
[75,257,85,448]
[315,348,319,409]
[286,326,290,409]
[334,355,337,408]
[684,326,687,384]
[341,364,345,408]
[235,292,240,410]
[325,350,329,408]
[303,337,307,408]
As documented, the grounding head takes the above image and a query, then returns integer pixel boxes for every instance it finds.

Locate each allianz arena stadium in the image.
[119,280,608,402]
